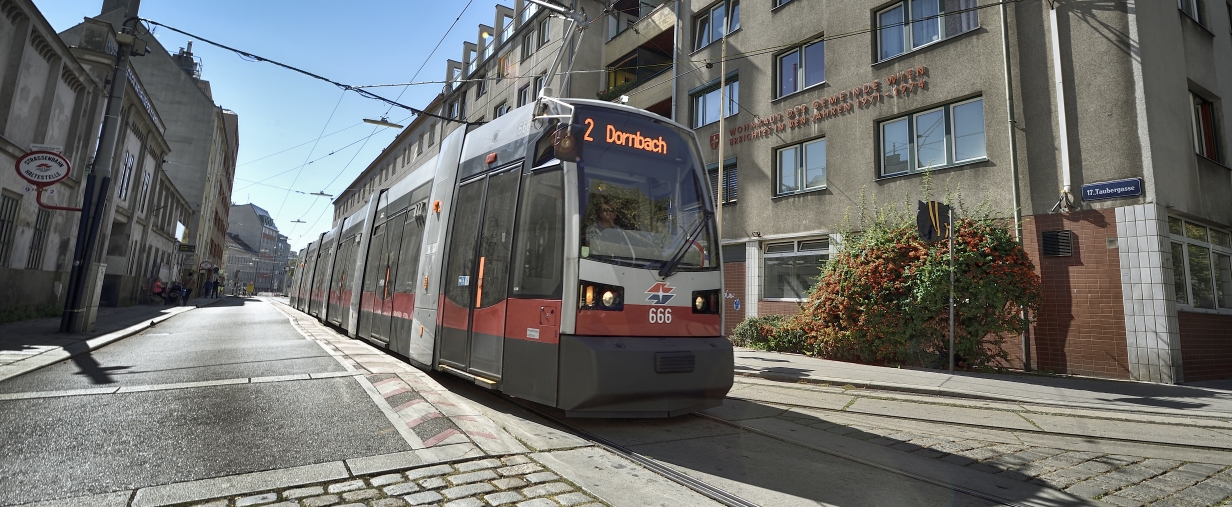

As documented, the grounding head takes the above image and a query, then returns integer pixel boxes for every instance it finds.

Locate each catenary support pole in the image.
[1001,0,1031,371]
[61,2,139,332]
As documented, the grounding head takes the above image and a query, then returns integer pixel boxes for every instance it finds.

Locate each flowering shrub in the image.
[738,215,1041,370]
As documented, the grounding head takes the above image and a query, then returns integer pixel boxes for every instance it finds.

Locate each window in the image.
[1192,93,1220,162]
[691,76,738,128]
[497,55,510,78]
[139,172,151,212]
[501,15,515,43]
[417,133,424,155]
[533,74,546,101]
[495,101,510,118]
[459,96,467,119]
[482,32,495,60]
[1179,0,1206,23]
[777,138,827,194]
[1169,217,1232,310]
[693,1,739,50]
[539,19,550,47]
[521,2,538,24]
[778,40,824,98]
[518,85,531,107]
[878,0,979,61]
[117,151,135,200]
[522,32,535,60]
[466,50,477,75]
[477,73,488,97]
[763,239,829,300]
[708,159,738,204]
[428,123,436,146]
[0,193,18,266]
[448,100,459,119]
[773,0,793,7]
[880,97,985,176]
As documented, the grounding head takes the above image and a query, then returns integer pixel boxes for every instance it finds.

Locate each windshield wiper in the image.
[657,209,713,278]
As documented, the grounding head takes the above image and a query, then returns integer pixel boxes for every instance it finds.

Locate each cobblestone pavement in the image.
[181,454,606,507]
[771,405,1232,506]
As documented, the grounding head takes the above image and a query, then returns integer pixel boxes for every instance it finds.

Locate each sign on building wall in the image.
[15,151,71,186]
[1081,178,1143,201]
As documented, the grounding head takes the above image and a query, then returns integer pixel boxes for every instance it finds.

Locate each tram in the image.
[289,98,733,417]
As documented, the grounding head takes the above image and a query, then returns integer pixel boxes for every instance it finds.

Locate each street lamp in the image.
[363,117,404,129]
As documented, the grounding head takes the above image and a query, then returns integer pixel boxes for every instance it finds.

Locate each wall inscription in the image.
[713,66,930,150]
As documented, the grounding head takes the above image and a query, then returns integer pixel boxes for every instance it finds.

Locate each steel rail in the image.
[724,388,1232,454]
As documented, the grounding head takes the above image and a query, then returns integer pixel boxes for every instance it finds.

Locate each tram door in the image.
[439,167,520,379]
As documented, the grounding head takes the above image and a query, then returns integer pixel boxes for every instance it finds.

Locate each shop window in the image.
[691,75,738,128]
[1169,217,1232,310]
[763,238,829,300]
[707,159,738,205]
[0,193,18,266]
[1179,0,1207,24]
[25,209,50,270]
[777,39,824,98]
[880,97,985,177]
[1192,93,1220,162]
[694,0,739,51]
[776,138,826,195]
[877,0,979,62]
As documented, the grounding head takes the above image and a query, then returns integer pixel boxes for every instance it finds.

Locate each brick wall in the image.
[1021,209,1131,379]
[1177,311,1232,381]
[722,261,746,336]
[758,300,801,318]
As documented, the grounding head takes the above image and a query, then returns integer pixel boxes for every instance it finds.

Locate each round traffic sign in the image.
[199,260,214,270]
[15,151,70,187]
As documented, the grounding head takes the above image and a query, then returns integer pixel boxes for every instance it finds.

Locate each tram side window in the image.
[364,224,386,302]
[511,170,565,299]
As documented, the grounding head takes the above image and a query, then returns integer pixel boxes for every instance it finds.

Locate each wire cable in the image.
[137,18,479,126]
[273,90,346,220]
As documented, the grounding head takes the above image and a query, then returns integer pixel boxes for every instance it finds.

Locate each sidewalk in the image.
[733,347,1232,419]
[0,296,229,382]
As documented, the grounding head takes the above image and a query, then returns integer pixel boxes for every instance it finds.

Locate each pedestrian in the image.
[152,279,165,305]
[247,282,255,297]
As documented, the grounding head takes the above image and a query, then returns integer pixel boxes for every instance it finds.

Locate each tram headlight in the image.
[579,281,623,311]
[691,289,721,314]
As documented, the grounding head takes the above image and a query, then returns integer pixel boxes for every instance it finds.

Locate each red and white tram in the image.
[289,98,732,417]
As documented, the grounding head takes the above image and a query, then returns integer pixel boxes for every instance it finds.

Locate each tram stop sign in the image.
[15,151,71,187]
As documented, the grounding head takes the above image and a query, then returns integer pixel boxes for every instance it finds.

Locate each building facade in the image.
[0,0,108,318]
[677,0,1231,383]
[227,203,281,293]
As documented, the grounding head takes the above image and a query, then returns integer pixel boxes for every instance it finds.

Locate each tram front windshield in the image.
[575,107,717,271]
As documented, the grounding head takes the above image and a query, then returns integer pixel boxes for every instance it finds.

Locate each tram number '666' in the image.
[649,307,673,324]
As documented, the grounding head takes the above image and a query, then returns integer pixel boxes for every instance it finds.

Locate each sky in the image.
[35,0,498,251]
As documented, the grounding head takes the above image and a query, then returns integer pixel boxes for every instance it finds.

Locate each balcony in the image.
[606,1,675,66]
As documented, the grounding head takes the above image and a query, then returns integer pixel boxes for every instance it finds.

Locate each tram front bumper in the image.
[558,334,734,418]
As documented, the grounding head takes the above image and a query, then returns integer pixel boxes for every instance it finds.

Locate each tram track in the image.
[724,384,1232,455]
[456,377,1036,507]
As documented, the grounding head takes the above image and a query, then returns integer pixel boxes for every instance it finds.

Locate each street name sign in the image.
[1081,178,1142,201]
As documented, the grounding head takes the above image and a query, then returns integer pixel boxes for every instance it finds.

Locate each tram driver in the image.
[584,196,637,260]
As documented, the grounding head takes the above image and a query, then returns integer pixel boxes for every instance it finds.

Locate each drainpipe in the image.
[1002,0,1030,371]
[1048,1,1075,213]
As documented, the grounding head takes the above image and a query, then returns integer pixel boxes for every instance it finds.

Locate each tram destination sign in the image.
[1081,178,1143,202]
[15,150,70,187]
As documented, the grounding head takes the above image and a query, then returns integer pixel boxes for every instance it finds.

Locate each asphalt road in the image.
[0,298,410,506]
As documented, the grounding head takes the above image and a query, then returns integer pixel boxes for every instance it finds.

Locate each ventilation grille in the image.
[1042,230,1074,257]
[654,351,695,374]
